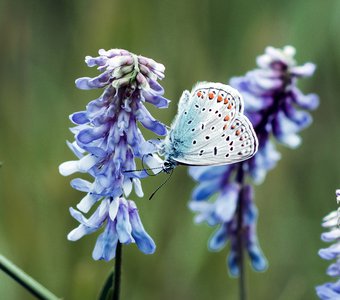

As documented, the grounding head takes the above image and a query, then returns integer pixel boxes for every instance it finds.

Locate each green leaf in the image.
[97,270,114,300]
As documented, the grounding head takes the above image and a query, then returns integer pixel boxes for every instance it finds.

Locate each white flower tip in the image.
[123,179,133,197]
[78,155,97,172]
[283,45,296,57]
[59,161,79,176]
[67,230,78,241]
[133,179,144,198]
[76,201,90,214]
[256,54,271,68]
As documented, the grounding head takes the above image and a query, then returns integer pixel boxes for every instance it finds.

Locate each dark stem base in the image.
[236,166,246,300]
[113,242,122,300]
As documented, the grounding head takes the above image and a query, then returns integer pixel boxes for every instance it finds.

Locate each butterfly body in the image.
[160,82,258,171]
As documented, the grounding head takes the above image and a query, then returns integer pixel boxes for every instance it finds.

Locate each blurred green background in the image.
[0,0,340,299]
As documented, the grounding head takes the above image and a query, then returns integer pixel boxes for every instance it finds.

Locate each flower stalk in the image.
[236,166,246,300]
[113,242,122,300]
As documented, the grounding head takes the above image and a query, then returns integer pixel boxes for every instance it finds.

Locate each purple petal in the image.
[248,244,268,272]
[142,90,170,108]
[319,244,340,260]
[215,184,240,222]
[272,111,301,148]
[77,123,109,144]
[189,165,229,182]
[327,261,340,277]
[116,200,134,243]
[209,224,229,251]
[85,55,107,67]
[70,111,89,125]
[283,103,312,129]
[148,78,164,93]
[92,221,119,261]
[316,280,340,299]
[322,229,340,242]
[75,71,111,90]
[70,178,92,192]
[66,140,84,158]
[129,202,156,254]
[192,180,221,201]
[227,251,239,277]
[291,88,319,110]
[136,104,167,136]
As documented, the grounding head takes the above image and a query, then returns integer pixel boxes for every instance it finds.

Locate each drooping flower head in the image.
[59,49,169,260]
[231,45,319,183]
[316,190,340,299]
[189,46,319,276]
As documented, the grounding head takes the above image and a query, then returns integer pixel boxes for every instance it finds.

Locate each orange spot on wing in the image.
[217,95,223,102]
[224,115,230,121]
[228,103,232,109]
[224,98,229,104]
[223,124,228,130]
[197,91,202,97]
[208,92,214,99]
[236,130,241,136]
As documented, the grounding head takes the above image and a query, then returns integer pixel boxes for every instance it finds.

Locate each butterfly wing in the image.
[163,82,258,166]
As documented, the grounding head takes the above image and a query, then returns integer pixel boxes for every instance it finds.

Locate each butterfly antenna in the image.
[123,166,163,174]
[149,169,174,201]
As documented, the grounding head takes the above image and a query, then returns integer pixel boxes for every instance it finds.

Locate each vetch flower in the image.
[316,190,340,299]
[231,45,319,184]
[59,49,168,260]
[189,46,319,276]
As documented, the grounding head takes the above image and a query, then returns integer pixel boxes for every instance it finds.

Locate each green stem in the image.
[0,254,60,300]
[112,242,122,300]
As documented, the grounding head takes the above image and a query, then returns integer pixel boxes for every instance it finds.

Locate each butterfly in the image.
[158,82,258,173]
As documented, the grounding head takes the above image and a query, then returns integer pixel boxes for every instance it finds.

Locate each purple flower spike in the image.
[189,46,318,276]
[60,49,168,260]
[316,191,340,299]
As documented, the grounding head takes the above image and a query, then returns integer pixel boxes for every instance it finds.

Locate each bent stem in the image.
[113,242,122,300]
[236,166,246,300]
[0,254,60,300]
